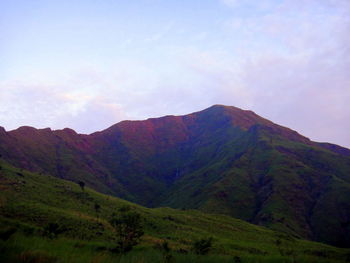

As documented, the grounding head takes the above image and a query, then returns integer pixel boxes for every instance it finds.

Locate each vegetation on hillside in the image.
[0,160,349,262]
[1,105,349,247]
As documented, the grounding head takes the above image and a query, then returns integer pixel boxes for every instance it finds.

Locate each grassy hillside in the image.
[161,124,350,246]
[0,160,349,263]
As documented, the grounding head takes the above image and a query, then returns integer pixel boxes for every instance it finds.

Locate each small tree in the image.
[161,240,170,253]
[43,222,61,239]
[192,237,213,255]
[275,238,296,263]
[110,208,144,252]
[233,256,242,263]
[161,240,173,263]
[94,203,101,218]
[78,181,85,191]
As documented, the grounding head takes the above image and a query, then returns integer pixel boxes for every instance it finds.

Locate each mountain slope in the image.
[1,160,349,263]
[0,105,349,247]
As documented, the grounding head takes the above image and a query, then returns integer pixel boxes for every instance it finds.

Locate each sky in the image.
[1,0,349,148]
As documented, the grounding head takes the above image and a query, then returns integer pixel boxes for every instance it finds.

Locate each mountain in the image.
[0,105,349,247]
[1,159,349,262]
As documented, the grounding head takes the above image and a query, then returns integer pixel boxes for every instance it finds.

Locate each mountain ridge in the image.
[2,105,349,153]
[1,105,349,247]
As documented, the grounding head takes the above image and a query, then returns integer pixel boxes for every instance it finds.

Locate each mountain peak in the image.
[195,104,272,130]
[204,104,247,113]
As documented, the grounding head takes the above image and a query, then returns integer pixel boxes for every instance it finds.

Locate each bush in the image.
[43,223,62,239]
[192,237,213,255]
[94,203,101,217]
[161,240,170,253]
[110,209,144,252]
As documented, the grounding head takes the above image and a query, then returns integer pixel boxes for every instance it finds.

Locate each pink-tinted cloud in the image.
[1,0,349,148]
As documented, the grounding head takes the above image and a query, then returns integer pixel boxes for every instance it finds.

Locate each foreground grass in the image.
[1,234,347,263]
[0,160,349,262]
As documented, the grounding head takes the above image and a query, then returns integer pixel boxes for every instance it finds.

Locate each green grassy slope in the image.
[0,160,349,263]
[160,124,350,247]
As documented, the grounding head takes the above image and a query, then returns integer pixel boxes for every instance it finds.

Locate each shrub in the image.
[94,203,101,217]
[110,209,144,252]
[192,237,213,255]
[163,254,173,263]
[43,223,62,239]
[118,205,131,212]
[161,240,170,253]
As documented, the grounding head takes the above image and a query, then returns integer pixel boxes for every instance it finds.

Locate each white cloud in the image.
[1,0,349,148]
[204,0,350,147]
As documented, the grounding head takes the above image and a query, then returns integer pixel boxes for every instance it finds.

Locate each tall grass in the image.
[1,233,348,263]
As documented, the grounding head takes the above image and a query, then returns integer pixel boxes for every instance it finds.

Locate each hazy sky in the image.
[1,0,349,148]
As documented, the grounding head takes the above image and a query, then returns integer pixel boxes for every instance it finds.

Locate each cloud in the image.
[199,0,350,147]
[1,0,349,148]
[0,70,127,133]
[0,60,208,133]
